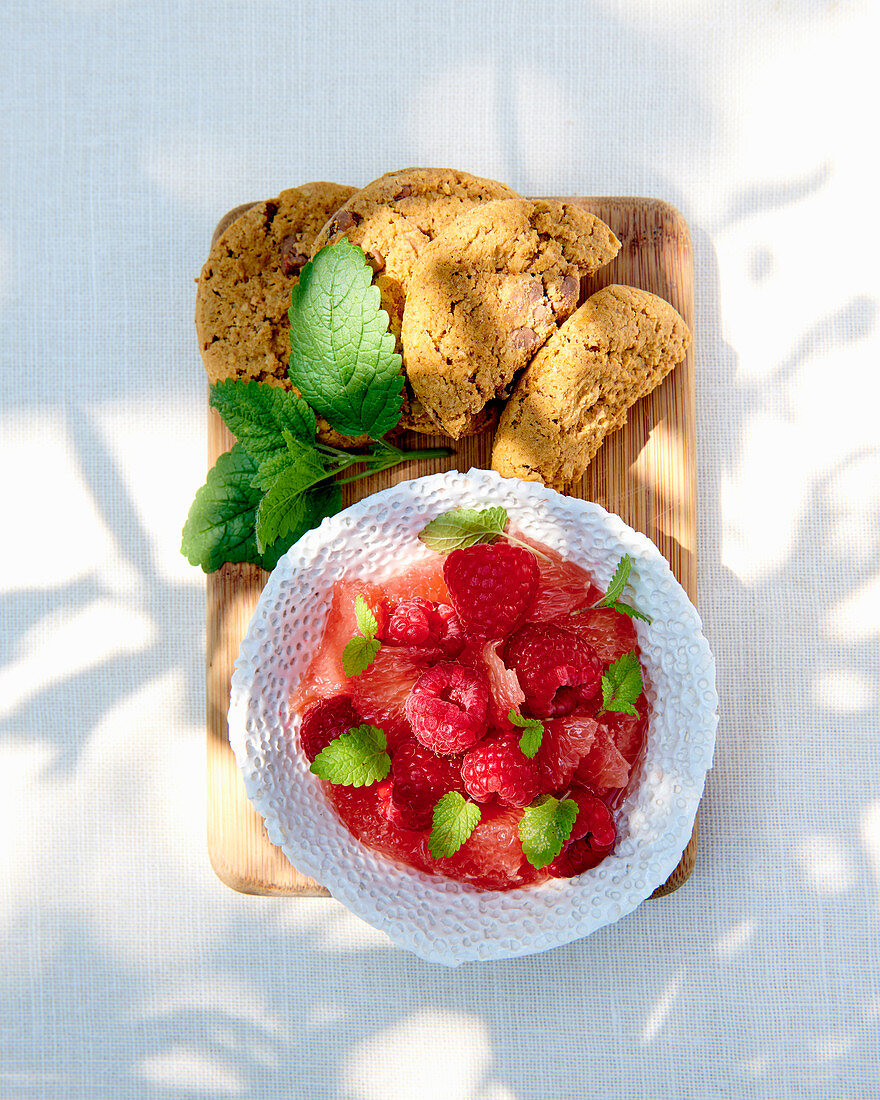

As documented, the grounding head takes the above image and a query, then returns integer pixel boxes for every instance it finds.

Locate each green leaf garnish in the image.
[429,792,481,858]
[181,444,300,572]
[508,708,544,759]
[354,594,378,638]
[418,506,550,560]
[612,602,652,623]
[249,448,298,493]
[571,554,652,623]
[418,506,509,552]
[254,449,336,554]
[342,594,382,677]
[519,795,578,869]
[183,244,454,574]
[288,240,403,439]
[210,380,317,461]
[600,651,643,716]
[341,637,381,678]
[601,555,631,606]
[309,724,390,786]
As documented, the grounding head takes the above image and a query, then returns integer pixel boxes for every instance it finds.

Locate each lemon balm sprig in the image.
[572,554,652,623]
[181,242,454,573]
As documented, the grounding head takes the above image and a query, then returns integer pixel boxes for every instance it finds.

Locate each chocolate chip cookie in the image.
[490,285,691,489]
[310,167,519,291]
[310,168,519,436]
[195,182,356,387]
[400,200,621,439]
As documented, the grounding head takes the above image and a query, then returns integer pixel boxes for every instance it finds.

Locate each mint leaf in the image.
[601,555,632,607]
[180,444,286,572]
[601,651,643,716]
[260,480,342,568]
[354,594,378,639]
[254,450,335,553]
[342,636,381,677]
[572,554,652,623]
[418,506,508,552]
[342,595,381,676]
[181,444,261,571]
[210,380,317,460]
[598,555,652,624]
[250,449,297,493]
[508,708,544,759]
[417,505,551,561]
[288,240,403,439]
[612,601,652,623]
[257,530,301,571]
[429,792,481,858]
[519,795,578,869]
[310,724,390,786]
[250,431,332,492]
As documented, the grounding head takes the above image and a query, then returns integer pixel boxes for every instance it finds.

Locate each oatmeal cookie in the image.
[371,272,467,436]
[310,167,519,292]
[490,285,691,489]
[311,168,519,436]
[401,200,621,439]
[195,182,356,387]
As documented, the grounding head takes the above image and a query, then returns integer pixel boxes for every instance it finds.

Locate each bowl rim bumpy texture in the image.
[228,469,718,966]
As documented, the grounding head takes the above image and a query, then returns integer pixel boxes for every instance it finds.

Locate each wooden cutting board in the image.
[206,195,698,898]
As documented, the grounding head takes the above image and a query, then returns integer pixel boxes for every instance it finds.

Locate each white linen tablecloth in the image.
[2,1,878,1096]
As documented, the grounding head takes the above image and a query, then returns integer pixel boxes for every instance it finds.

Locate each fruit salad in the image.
[291,506,651,892]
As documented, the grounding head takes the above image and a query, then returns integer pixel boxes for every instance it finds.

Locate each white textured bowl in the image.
[228,469,717,966]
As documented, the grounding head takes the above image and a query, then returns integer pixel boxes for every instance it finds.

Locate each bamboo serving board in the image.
[206,195,698,899]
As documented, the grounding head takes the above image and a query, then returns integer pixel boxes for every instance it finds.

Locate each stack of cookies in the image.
[195,168,691,491]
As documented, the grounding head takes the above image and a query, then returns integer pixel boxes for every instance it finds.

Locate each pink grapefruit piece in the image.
[291,579,383,712]
[479,640,526,730]
[575,727,632,789]
[564,605,639,665]
[518,533,603,620]
[535,715,600,792]
[435,803,544,891]
[602,708,649,766]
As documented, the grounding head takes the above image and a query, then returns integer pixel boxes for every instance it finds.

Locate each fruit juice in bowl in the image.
[228,469,717,965]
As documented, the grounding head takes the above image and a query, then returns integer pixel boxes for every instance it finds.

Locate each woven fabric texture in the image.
[1,1,878,1097]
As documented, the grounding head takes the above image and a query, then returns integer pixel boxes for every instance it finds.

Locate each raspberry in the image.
[503,622,601,718]
[379,596,464,660]
[546,837,608,878]
[461,731,541,808]
[568,786,616,847]
[382,597,436,646]
[432,603,465,656]
[404,661,489,754]
[546,789,616,878]
[534,715,599,791]
[375,776,411,829]
[299,694,361,762]
[383,739,465,830]
[442,542,539,643]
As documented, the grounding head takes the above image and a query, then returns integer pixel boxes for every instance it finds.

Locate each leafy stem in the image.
[182,241,458,573]
[333,443,454,485]
[570,553,652,623]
